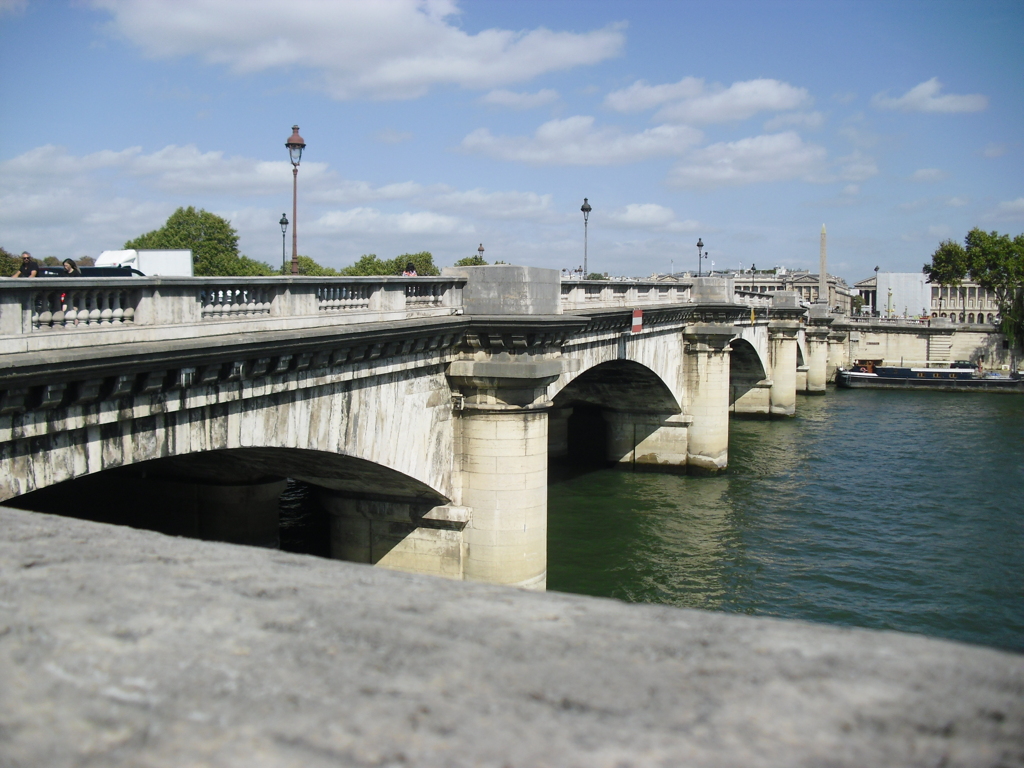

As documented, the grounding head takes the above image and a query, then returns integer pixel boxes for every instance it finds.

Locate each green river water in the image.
[547,388,1024,652]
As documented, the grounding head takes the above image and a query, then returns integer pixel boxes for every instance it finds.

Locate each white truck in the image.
[95,249,194,276]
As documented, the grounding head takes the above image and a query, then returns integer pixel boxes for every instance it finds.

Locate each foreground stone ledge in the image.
[0,507,1021,767]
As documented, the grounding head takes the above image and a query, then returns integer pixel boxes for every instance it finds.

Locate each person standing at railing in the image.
[12,252,38,278]
[402,262,417,277]
[60,258,82,320]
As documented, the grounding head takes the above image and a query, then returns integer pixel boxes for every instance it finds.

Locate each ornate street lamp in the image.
[279,213,289,272]
[696,237,707,277]
[580,198,592,277]
[478,243,485,262]
[285,125,306,275]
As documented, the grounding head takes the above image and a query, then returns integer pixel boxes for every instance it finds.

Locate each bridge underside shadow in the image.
[550,360,689,473]
[730,338,771,419]
[8,447,465,577]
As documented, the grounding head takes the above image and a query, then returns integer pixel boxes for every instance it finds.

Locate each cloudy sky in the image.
[1,0,1021,281]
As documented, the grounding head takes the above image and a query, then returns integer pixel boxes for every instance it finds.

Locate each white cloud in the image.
[910,168,947,182]
[0,0,28,15]
[481,89,559,110]
[460,116,702,165]
[314,207,470,235]
[605,203,698,232]
[947,196,969,207]
[667,132,827,188]
[763,111,824,131]
[604,77,703,112]
[605,77,808,125]
[843,184,860,196]
[655,79,811,124]
[376,129,414,144]
[982,142,1008,158]
[871,78,987,113]
[427,188,553,219]
[984,198,1024,221]
[837,152,878,182]
[927,224,953,239]
[93,0,624,100]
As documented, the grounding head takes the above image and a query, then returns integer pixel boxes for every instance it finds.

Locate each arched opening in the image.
[7,447,450,565]
[969,313,975,323]
[550,360,680,471]
[729,338,769,418]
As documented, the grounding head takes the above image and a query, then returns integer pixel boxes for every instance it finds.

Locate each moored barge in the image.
[836,362,1024,392]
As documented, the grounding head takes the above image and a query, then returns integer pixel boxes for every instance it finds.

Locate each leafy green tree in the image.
[453,254,488,267]
[925,228,1024,350]
[340,254,390,276]
[43,256,61,266]
[586,272,608,280]
[125,206,274,276]
[284,255,339,276]
[340,251,440,276]
[392,251,440,276]
[0,246,19,276]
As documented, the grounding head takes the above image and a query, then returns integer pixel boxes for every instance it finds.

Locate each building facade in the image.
[854,272,1000,324]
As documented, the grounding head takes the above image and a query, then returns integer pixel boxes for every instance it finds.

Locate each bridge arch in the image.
[549,359,686,470]
[729,337,770,418]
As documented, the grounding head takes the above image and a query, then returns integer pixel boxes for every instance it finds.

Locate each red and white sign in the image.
[631,308,643,334]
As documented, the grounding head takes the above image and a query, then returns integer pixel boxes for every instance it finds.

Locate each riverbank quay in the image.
[1,507,1021,767]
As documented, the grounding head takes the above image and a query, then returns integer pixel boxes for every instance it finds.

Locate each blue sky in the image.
[1,0,1021,282]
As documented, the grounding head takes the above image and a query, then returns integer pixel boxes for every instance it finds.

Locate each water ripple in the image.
[548,389,1024,652]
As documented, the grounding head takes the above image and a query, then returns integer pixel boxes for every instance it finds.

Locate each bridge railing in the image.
[0,276,464,353]
[560,280,692,310]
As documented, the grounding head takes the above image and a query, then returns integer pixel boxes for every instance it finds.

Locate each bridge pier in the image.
[547,406,572,459]
[827,330,847,381]
[603,410,691,471]
[796,365,809,393]
[768,322,800,416]
[804,307,833,394]
[731,380,772,417]
[448,355,562,591]
[683,325,733,473]
[319,494,470,580]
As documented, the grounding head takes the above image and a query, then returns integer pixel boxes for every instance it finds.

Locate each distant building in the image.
[728,267,854,314]
[854,272,1000,323]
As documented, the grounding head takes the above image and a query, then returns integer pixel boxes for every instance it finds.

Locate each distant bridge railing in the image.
[560,280,693,310]
[558,280,775,311]
[0,276,464,354]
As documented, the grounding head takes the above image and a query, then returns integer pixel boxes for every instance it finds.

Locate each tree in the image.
[0,246,18,276]
[340,254,389,276]
[284,255,339,276]
[453,254,488,267]
[125,206,274,276]
[394,251,440,276]
[340,251,440,276]
[925,228,1024,350]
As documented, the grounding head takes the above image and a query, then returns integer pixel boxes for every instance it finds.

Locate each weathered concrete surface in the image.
[1,507,1022,768]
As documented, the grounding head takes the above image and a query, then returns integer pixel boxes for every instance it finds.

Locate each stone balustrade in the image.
[560,280,691,310]
[0,276,465,355]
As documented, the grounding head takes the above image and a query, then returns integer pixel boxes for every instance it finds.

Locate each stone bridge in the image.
[0,267,839,589]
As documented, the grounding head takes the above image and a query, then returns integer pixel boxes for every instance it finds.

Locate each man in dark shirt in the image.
[13,252,38,278]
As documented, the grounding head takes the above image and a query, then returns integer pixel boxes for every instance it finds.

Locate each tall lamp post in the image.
[696,238,706,277]
[580,198,592,277]
[279,213,289,272]
[478,243,485,263]
[285,125,306,276]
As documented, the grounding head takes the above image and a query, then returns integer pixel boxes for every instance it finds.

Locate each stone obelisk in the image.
[818,224,828,305]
